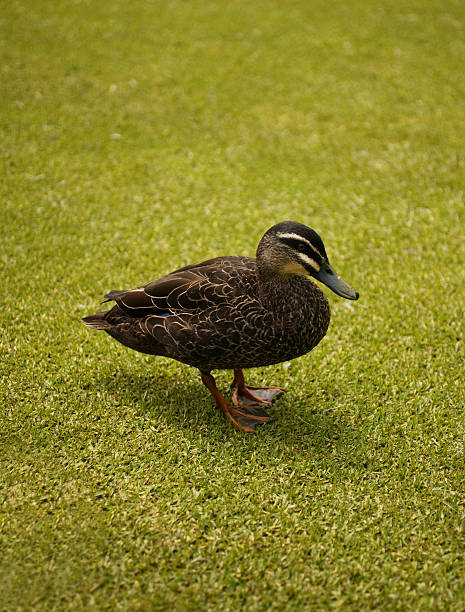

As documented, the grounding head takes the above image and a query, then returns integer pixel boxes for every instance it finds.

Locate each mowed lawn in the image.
[2,0,465,609]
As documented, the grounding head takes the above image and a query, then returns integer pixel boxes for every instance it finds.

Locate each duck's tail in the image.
[82,312,111,330]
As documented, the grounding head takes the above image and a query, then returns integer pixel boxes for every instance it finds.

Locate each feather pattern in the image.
[86,254,330,371]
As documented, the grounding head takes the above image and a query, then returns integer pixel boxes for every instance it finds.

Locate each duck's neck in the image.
[256,267,304,311]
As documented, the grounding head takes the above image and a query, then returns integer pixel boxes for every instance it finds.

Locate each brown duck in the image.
[83,221,358,432]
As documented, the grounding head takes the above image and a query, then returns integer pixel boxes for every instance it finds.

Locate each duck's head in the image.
[256,221,359,300]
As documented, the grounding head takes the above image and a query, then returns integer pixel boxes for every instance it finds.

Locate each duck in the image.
[82,221,359,432]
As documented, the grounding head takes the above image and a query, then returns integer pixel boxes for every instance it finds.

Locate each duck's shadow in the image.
[99,363,360,457]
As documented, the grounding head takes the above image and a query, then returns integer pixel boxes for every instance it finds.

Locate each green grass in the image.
[2,0,465,609]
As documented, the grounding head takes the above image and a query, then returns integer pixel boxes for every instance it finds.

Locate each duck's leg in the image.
[231,369,285,407]
[201,372,273,433]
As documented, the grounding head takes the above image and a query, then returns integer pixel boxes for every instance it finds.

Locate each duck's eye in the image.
[297,243,306,252]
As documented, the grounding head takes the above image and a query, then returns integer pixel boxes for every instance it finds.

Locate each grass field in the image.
[2,0,465,609]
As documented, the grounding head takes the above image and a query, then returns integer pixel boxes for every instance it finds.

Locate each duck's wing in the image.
[103,256,255,318]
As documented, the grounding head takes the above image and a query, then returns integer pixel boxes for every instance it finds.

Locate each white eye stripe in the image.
[277,232,311,246]
[277,232,324,259]
[297,252,320,271]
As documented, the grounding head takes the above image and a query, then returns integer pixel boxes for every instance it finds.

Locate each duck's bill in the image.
[314,264,359,300]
